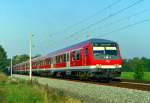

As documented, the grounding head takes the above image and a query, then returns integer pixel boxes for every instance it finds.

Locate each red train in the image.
[13,38,122,81]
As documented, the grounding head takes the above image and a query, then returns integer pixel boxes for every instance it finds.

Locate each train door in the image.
[66,52,70,69]
[83,47,88,66]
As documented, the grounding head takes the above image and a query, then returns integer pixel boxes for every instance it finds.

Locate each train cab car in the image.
[62,38,122,80]
[86,39,122,79]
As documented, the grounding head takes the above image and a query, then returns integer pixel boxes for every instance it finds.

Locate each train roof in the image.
[46,38,116,58]
[89,38,116,43]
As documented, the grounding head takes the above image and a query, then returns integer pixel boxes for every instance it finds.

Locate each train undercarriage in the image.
[14,68,121,82]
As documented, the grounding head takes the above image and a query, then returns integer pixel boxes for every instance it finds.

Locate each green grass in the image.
[0,73,84,103]
[1,83,43,103]
[0,74,44,103]
[121,72,150,81]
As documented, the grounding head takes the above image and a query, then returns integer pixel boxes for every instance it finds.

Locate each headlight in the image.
[96,64,101,68]
[115,64,121,68]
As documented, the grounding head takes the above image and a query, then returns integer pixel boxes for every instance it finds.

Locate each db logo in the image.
[105,60,110,63]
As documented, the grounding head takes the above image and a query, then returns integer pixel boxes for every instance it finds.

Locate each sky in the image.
[0,0,150,59]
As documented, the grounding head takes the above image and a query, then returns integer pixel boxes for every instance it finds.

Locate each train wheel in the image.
[99,78,111,83]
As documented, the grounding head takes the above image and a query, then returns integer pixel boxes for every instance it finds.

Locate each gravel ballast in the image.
[13,75,150,103]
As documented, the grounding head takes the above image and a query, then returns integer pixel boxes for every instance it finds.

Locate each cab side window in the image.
[76,50,80,60]
[85,48,88,56]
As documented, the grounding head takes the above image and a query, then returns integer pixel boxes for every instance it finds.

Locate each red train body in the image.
[13,38,122,80]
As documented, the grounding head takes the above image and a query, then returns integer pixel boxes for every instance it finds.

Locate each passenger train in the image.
[13,38,122,81]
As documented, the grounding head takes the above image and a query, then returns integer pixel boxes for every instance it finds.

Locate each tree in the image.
[12,54,29,65]
[122,57,150,72]
[132,58,145,80]
[123,58,135,72]
[122,59,130,72]
[141,57,150,71]
[122,59,138,72]
[0,45,7,72]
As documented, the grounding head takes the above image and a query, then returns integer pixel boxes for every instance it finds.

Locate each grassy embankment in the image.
[121,72,150,81]
[0,73,84,103]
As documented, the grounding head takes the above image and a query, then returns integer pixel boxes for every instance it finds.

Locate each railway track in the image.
[13,74,150,91]
[103,81,150,91]
[52,78,150,91]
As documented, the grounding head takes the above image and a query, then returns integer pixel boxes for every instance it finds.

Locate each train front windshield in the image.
[92,43,119,60]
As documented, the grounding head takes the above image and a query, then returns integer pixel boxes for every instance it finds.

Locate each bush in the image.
[0,73,8,83]
[133,59,145,80]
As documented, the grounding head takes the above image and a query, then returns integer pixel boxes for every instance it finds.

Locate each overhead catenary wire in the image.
[38,16,150,56]
[49,0,122,36]
[64,17,150,47]
[46,0,145,52]
[63,0,122,29]
[66,0,144,39]
[82,7,150,35]
[34,0,122,53]
[94,17,150,38]
[34,0,148,56]
[58,0,145,46]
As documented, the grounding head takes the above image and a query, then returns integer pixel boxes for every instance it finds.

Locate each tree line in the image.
[0,45,33,72]
[123,57,150,72]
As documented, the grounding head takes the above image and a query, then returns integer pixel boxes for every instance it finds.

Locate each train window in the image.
[48,58,51,65]
[38,61,40,66]
[43,61,45,65]
[63,54,66,62]
[56,56,58,63]
[40,61,43,66]
[39,61,41,66]
[56,56,60,63]
[85,48,88,56]
[42,62,44,66]
[59,54,63,63]
[76,50,80,60]
[34,62,36,66]
[40,61,41,66]
[55,54,66,63]
[59,56,61,63]
[72,50,80,60]
[51,58,53,64]
[53,57,56,64]
[58,56,60,63]
[67,53,69,61]
[72,51,76,60]
[44,61,46,65]
[48,58,52,64]
[33,63,35,66]
[45,60,48,65]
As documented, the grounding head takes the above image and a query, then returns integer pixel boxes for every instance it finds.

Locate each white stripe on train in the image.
[16,65,122,72]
